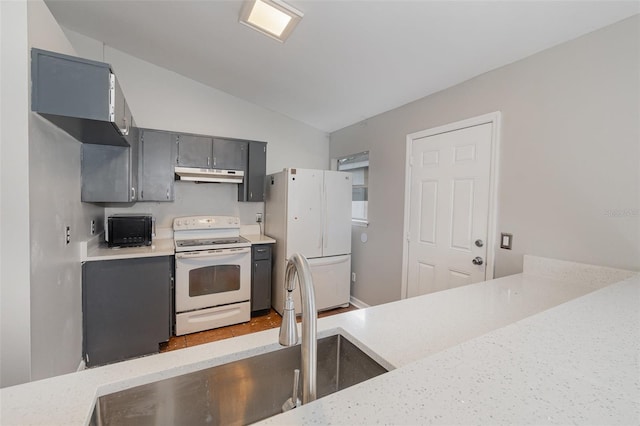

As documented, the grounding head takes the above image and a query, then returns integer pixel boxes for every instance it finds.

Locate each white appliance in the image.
[173,215,251,335]
[265,168,352,315]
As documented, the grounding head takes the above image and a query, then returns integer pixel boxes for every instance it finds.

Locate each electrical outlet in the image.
[256,213,263,223]
[351,272,356,282]
[65,226,71,245]
[90,220,96,235]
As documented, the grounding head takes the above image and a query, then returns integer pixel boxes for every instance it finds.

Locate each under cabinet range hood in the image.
[175,167,244,183]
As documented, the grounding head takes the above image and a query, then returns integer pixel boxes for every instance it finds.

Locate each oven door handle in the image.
[175,247,250,259]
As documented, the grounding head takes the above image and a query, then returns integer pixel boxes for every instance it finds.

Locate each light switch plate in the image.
[500,233,512,250]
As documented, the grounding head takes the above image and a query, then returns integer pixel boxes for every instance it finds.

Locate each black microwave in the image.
[107,215,154,248]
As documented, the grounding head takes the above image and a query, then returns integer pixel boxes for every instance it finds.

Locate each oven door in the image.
[175,247,251,313]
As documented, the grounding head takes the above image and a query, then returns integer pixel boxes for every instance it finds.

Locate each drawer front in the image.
[252,244,271,261]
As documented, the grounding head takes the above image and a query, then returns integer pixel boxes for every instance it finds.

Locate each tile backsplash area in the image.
[104,181,263,228]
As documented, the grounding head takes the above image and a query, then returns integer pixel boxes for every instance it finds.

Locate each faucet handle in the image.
[282,369,301,412]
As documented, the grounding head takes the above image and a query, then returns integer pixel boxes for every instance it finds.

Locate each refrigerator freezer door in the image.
[309,254,351,312]
[286,169,323,258]
[323,171,353,257]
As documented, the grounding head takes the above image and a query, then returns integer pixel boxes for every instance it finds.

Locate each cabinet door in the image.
[82,144,134,202]
[176,134,212,168]
[212,138,247,170]
[251,244,272,315]
[31,48,130,147]
[82,256,172,367]
[247,141,267,201]
[139,129,175,201]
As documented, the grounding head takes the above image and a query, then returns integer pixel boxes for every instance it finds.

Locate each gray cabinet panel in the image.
[213,138,247,170]
[82,145,132,202]
[251,244,272,316]
[31,48,131,147]
[139,129,175,201]
[82,256,172,367]
[239,141,267,202]
[176,134,212,168]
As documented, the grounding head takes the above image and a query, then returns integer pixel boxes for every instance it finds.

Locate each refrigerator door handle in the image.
[323,178,328,250]
[308,255,350,267]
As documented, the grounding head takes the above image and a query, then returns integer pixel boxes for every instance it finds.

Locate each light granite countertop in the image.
[1,256,637,425]
[80,227,275,261]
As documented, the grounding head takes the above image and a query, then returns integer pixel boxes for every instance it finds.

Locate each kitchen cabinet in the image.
[82,256,173,367]
[251,244,273,316]
[139,129,175,201]
[81,126,140,202]
[175,134,248,171]
[31,48,133,147]
[213,138,248,170]
[175,134,212,168]
[239,141,267,202]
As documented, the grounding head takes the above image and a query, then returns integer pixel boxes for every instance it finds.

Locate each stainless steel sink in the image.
[90,334,388,425]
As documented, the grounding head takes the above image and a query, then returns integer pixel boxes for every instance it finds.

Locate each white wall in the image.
[0,0,32,388]
[64,29,330,228]
[331,16,640,306]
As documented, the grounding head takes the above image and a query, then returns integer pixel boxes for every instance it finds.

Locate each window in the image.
[337,151,369,224]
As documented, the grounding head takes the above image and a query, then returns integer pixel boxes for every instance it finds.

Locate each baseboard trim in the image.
[350,296,370,309]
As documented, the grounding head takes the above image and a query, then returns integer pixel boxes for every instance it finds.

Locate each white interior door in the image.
[286,169,323,258]
[322,171,352,256]
[406,123,492,297]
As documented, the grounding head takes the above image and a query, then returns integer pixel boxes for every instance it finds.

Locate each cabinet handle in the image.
[213,157,217,167]
[207,157,211,167]
[119,116,130,136]
[131,187,136,200]
[166,188,170,199]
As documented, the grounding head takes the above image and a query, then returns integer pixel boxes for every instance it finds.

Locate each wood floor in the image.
[160,304,359,353]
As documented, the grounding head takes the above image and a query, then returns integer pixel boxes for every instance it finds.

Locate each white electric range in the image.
[173,215,251,335]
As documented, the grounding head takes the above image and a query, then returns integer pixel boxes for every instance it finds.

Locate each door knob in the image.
[475,239,484,247]
[472,256,484,266]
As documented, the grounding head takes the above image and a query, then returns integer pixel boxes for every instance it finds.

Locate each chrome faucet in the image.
[278,253,317,408]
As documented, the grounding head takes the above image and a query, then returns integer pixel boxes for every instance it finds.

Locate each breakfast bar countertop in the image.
[1,256,637,425]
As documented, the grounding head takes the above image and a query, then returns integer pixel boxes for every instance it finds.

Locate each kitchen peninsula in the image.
[1,256,637,425]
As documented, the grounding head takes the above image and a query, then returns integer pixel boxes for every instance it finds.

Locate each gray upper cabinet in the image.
[139,129,175,201]
[213,138,248,171]
[31,48,133,147]
[175,134,212,168]
[82,127,139,202]
[176,135,248,171]
[238,141,267,202]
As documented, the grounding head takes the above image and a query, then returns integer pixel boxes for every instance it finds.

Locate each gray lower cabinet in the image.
[82,256,173,367]
[81,126,139,202]
[239,141,267,202]
[251,244,273,316]
[139,129,175,201]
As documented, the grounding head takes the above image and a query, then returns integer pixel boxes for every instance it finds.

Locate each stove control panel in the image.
[173,215,240,231]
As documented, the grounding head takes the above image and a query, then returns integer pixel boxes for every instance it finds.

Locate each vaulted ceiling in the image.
[45,1,639,132]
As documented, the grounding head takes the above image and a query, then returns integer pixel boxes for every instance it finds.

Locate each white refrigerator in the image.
[265,168,352,315]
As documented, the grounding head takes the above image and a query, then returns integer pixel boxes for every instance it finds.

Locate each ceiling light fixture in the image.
[239,0,303,42]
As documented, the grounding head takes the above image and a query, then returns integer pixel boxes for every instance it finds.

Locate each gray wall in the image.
[331,16,640,306]
[0,0,32,388]
[27,1,105,382]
